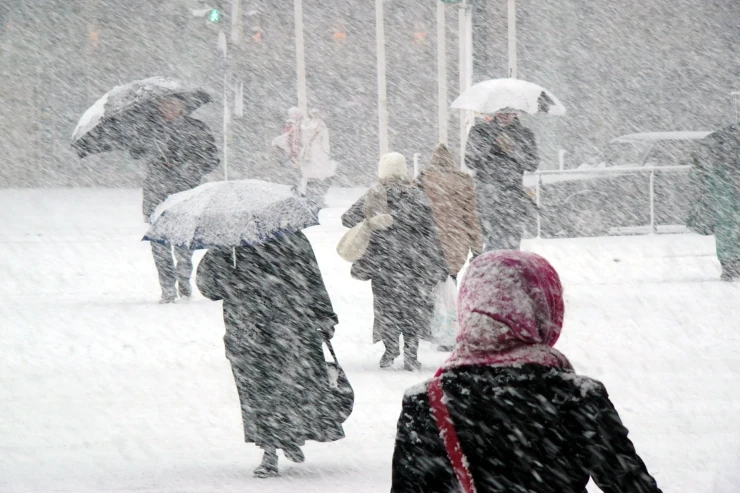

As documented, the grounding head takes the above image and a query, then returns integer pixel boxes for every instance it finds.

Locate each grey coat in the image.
[196,232,344,448]
[342,181,448,343]
[131,115,219,218]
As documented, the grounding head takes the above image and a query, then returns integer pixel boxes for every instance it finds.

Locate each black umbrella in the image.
[71,76,212,159]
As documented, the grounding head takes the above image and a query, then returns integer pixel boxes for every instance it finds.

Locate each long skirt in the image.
[226,319,345,449]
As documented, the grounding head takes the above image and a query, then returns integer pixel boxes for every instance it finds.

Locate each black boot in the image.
[254,448,279,478]
[178,280,192,298]
[403,336,421,371]
[720,259,740,281]
[380,337,400,368]
[282,444,305,463]
[159,286,177,304]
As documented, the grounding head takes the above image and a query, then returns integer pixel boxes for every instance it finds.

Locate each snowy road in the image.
[1,189,739,492]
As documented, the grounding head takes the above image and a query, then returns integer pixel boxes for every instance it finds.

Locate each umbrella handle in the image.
[324,339,339,365]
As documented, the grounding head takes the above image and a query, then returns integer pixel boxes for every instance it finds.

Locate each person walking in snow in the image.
[391,251,663,493]
[420,144,484,278]
[687,124,740,281]
[420,143,483,351]
[465,109,538,251]
[298,109,337,207]
[131,95,219,303]
[342,152,447,371]
[196,231,344,478]
[272,106,304,169]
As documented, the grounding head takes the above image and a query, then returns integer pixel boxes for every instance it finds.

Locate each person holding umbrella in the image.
[453,79,565,251]
[465,108,538,251]
[131,95,219,303]
[71,77,219,303]
[145,180,350,478]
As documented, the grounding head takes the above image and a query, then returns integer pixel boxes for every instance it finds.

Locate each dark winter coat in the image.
[132,115,219,218]
[392,364,662,493]
[420,144,483,275]
[688,125,740,264]
[465,119,538,248]
[342,180,448,343]
[196,231,344,448]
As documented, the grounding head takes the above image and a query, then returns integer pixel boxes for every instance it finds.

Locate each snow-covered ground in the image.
[1,188,739,492]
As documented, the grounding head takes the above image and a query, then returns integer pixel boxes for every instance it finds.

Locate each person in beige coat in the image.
[420,144,484,278]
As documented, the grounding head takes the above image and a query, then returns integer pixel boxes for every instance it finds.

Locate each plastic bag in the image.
[431,276,459,346]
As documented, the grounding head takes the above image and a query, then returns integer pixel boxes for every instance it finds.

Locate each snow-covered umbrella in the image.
[451,78,566,116]
[143,180,320,250]
[71,76,212,159]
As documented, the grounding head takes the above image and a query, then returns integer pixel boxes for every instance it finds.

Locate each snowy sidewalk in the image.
[1,188,739,492]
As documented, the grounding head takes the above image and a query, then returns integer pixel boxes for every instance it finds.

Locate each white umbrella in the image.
[143,180,320,249]
[451,78,566,116]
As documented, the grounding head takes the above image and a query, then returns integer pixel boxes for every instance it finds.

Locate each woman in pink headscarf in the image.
[391,251,662,493]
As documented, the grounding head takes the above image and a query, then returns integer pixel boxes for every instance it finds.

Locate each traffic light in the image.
[208,8,221,23]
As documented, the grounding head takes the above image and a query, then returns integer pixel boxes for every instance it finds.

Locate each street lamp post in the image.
[458,0,473,166]
[437,0,448,146]
[376,0,389,157]
[295,0,308,116]
[508,0,517,78]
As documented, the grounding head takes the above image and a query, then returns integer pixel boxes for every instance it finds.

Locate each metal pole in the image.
[375,0,389,157]
[223,68,229,181]
[231,0,242,45]
[436,0,448,145]
[295,0,308,115]
[508,0,517,78]
[458,1,474,167]
[649,170,655,233]
[218,30,229,181]
[536,173,542,238]
[458,2,467,166]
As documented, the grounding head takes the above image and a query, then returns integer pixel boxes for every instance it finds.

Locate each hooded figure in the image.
[272,106,304,166]
[391,251,663,493]
[420,144,484,276]
[196,231,344,478]
[687,124,740,281]
[342,152,448,370]
[465,111,538,250]
[299,109,337,207]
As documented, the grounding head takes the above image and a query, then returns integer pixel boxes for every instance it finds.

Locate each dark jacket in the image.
[465,119,539,246]
[133,115,219,218]
[342,181,447,342]
[392,364,662,493]
[465,118,539,189]
[196,232,344,447]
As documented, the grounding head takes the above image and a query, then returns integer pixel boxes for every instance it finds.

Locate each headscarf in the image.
[444,250,572,370]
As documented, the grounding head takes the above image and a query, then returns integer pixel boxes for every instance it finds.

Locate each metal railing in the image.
[527,165,692,238]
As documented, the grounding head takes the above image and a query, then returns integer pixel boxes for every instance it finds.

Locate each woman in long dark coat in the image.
[342,152,448,371]
[391,251,662,493]
[196,231,344,477]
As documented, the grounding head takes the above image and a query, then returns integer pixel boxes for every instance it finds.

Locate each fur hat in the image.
[377,152,408,180]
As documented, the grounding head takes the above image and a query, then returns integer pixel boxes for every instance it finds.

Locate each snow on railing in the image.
[526,165,692,238]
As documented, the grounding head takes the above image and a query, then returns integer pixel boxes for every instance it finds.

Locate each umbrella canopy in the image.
[451,78,566,116]
[71,76,212,159]
[143,180,321,249]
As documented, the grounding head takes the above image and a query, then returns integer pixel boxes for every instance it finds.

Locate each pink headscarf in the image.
[444,251,572,370]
